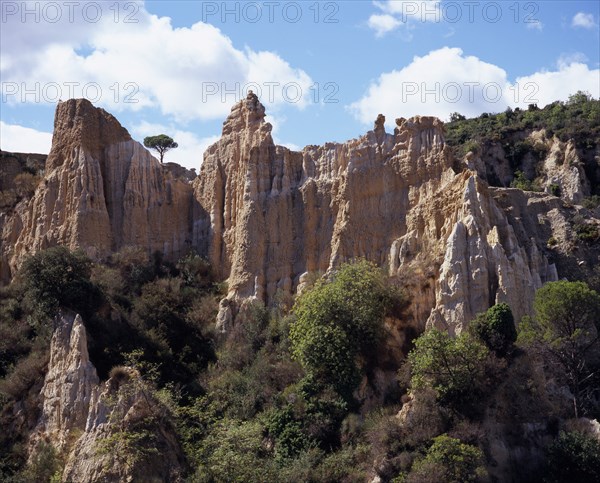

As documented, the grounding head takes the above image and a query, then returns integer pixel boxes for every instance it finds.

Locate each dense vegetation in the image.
[446,92,600,153]
[445,92,600,195]
[2,247,600,482]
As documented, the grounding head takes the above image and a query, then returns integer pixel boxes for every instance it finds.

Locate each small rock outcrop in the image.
[33,311,98,451]
[30,311,185,482]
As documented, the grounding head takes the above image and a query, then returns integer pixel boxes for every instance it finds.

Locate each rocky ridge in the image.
[2,95,599,334]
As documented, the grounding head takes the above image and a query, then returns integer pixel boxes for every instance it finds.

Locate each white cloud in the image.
[368,1,441,36]
[0,122,52,154]
[572,12,596,29]
[349,47,512,123]
[349,47,600,124]
[515,63,600,108]
[368,14,402,37]
[374,1,441,21]
[0,2,313,121]
[526,20,543,31]
[131,121,219,171]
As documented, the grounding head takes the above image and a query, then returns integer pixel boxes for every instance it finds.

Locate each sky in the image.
[1,0,599,171]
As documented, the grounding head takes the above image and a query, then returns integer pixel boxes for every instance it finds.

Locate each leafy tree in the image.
[20,246,102,319]
[449,112,466,122]
[194,419,278,482]
[143,134,178,163]
[266,406,310,461]
[470,303,517,356]
[531,281,600,416]
[407,434,486,483]
[290,260,397,399]
[408,329,489,414]
[544,431,600,483]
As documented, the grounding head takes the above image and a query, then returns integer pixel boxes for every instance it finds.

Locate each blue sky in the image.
[1,1,599,170]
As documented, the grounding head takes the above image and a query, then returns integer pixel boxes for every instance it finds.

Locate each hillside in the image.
[0,95,599,482]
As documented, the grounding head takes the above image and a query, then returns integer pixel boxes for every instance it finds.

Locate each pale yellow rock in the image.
[30,311,185,482]
[1,99,195,277]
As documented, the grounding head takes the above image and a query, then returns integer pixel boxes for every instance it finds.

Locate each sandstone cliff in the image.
[194,93,570,330]
[0,99,195,280]
[30,311,185,482]
[3,96,598,334]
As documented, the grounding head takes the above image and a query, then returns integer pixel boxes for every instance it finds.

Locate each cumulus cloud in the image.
[368,1,441,36]
[515,62,600,108]
[349,47,512,122]
[368,14,402,37]
[349,47,600,124]
[0,122,53,154]
[0,1,313,121]
[374,0,441,21]
[572,12,596,29]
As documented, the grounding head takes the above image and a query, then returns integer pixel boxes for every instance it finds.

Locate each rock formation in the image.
[195,93,564,329]
[30,310,185,482]
[1,99,196,279]
[3,95,598,334]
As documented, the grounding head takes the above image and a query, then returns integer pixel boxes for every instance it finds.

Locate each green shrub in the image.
[20,441,62,483]
[290,260,398,399]
[549,183,561,197]
[470,303,517,356]
[573,221,599,243]
[406,434,486,483]
[511,170,535,191]
[408,330,490,414]
[544,431,600,483]
[582,195,600,210]
[194,419,277,482]
[266,406,311,460]
[20,246,102,320]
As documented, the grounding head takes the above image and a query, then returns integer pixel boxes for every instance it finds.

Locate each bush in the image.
[549,183,561,197]
[544,431,600,483]
[582,195,600,210]
[510,170,539,191]
[527,281,600,416]
[470,303,517,356]
[20,246,102,320]
[406,434,486,483]
[290,260,398,399]
[266,406,311,460]
[194,419,277,482]
[408,330,490,415]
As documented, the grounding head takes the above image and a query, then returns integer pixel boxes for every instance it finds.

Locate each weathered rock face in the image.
[31,311,185,482]
[194,93,566,330]
[3,96,597,334]
[1,99,195,279]
[33,311,99,452]
[194,92,454,308]
[467,129,594,204]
